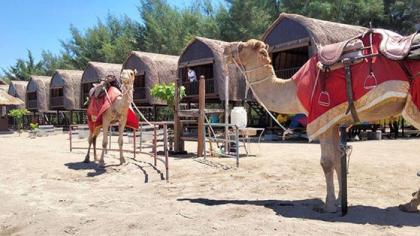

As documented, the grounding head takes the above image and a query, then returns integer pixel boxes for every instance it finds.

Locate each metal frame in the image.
[203,123,240,167]
[68,121,171,181]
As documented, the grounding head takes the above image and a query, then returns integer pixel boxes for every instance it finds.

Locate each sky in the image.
[0,0,222,73]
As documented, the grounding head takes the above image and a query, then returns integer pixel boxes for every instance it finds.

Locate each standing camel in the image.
[84,69,136,166]
[224,38,419,212]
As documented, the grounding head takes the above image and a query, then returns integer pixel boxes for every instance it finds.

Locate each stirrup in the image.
[318,91,331,107]
[364,72,377,90]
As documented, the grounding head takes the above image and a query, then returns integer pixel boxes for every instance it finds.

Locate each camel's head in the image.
[223,39,271,68]
[120,69,137,85]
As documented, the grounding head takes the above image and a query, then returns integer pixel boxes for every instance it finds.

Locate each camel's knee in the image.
[118,137,123,147]
[102,140,108,148]
[320,157,334,173]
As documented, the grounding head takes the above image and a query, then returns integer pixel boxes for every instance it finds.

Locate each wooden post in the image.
[224,76,229,154]
[174,78,183,153]
[197,75,205,157]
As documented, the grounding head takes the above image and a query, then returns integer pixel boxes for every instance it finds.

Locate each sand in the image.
[0,133,419,235]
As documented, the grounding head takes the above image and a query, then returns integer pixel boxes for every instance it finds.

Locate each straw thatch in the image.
[26,75,51,112]
[81,62,122,107]
[7,81,28,108]
[123,51,179,105]
[0,90,24,106]
[81,61,122,84]
[50,69,83,110]
[262,13,367,54]
[178,37,246,101]
[0,85,8,91]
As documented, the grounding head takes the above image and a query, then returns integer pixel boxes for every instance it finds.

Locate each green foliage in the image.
[217,0,280,41]
[2,50,46,81]
[61,14,141,69]
[139,0,221,55]
[29,122,39,130]
[8,108,30,131]
[150,83,186,108]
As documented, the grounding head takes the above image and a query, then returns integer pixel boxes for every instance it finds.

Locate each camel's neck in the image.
[121,83,134,107]
[246,65,305,114]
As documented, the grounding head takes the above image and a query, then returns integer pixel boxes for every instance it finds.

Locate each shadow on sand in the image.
[177,198,420,227]
[64,162,115,177]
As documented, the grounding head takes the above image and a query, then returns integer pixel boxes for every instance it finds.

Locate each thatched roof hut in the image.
[0,90,24,106]
[178,37,246,102]
[50,69,83,110]
[7,81,28,108]
[123,51,179,105]
[0,90,24,131]
[262,13,366,78]
[81,62,122,107]
[26,76,51,112]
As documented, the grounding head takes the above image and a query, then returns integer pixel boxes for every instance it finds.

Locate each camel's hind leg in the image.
[319,125,341,213]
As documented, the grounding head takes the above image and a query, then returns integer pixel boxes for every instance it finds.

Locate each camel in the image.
[223,39,413,213]
[84,69,136,166]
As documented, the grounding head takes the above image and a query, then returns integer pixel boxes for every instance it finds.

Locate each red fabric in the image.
[406,60,420,110]
[293,32,410,126]
[87,86,139,132]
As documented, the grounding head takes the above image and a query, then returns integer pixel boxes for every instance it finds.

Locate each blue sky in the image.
[0,0,222,73]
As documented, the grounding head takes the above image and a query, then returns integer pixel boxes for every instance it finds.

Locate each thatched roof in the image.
[50,69,83,110]
[0,85,8,91]
[27,75,51,112]
[262,13,367,54]
[0,89,24,106]
[81,61,122,84]
[0,79,7,85]
[123,51,179,105]
[7,80,28,108]
[178,37,246,101]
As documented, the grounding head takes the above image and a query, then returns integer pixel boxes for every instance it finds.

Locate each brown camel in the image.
[84,69,136,166]
[224,39,418,212]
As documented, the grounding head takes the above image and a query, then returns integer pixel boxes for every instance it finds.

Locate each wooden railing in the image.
[183,78,215,96]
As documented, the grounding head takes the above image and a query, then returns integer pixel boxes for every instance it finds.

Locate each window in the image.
[134,74,146,88]
[51,88,63,97]
[272,46,309,79]
[27,92,37,100]
[181,64,215,95]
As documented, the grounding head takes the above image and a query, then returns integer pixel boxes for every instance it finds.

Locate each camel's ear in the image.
[237,43,244,52]
[253,41,265,50]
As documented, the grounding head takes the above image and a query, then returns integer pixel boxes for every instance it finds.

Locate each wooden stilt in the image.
[197,75,205,157]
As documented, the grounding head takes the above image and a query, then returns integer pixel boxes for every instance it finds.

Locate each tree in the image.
[8,108,30,133]
[150,83,185,109]
[2,50,45,81]
[139,0,221,55]
[217,0,280,41]
[61,14,141,69]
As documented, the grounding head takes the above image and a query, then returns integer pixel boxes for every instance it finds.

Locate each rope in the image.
[230,46,287,131]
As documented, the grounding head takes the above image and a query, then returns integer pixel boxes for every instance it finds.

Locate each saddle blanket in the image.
[293,32,420,140]
[87,86,139,132]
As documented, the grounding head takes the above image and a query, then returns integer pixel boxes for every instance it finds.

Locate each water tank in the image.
[230,106,247,128]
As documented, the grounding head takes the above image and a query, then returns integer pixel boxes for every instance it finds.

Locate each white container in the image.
[230,106,247,128]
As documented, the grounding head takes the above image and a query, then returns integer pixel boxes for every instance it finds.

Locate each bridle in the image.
[227,43,287,131]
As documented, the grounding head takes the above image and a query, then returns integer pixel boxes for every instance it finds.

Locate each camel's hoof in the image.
[399,203,419,213]
[98,161,105,167]
[83,156,90,163]
[120,158,126,165]
[324,204,338,213]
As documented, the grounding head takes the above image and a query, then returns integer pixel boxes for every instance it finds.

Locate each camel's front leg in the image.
[84,132,93,163]
[118,119,127,165]
[99,121,110,167]
[319,126,340,213]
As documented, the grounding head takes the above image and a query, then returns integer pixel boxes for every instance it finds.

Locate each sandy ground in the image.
[0,132,419,236]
